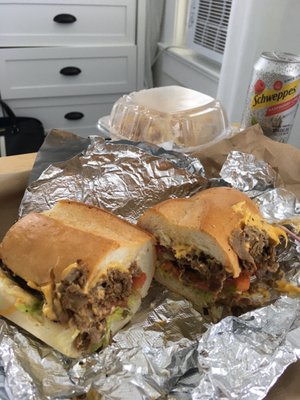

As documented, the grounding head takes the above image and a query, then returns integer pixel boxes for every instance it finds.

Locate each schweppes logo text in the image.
[251,79,300,110]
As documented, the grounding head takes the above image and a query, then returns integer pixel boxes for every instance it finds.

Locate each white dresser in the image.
[0,0,146,137]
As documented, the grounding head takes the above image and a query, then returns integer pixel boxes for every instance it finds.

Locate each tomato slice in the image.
[233,272,251,292]
[161,261,181,277]
[194,280,209,291]
[132,272,147,289]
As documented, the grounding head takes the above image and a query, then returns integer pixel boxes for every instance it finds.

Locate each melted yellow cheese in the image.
[232,201,287,245]
[40,283,57,320]
[27,280,40,291]
[28,262,80,320]
[173,244,194,258]
[276,280,300,296]
[61,262,79,280]
[106,262,129,273]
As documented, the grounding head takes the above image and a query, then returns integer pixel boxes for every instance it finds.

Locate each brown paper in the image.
[266,360,300,400]
[194,125,300,199]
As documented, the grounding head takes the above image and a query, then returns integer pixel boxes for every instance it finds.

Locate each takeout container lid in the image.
[105,86,231,153]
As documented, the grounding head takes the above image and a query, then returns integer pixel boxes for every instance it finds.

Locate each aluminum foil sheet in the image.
[1,131,300,400]
[219,150,280,197]
[19,135,207,222]
[219,150,300,220]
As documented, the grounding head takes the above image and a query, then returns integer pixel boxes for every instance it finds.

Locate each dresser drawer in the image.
[7,94,120,137]
[0,0,136,46]
[0,46,137,100]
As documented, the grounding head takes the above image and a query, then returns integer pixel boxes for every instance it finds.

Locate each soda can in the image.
[241,52,300,143]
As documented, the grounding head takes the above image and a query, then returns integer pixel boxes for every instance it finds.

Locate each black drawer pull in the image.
[64,112,84,120]
[54,13,76,24]
[60,66,81,76]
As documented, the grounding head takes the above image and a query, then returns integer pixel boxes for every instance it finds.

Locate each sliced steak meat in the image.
[104,269,132,299]
[52,261,135,351]
[229,226,279,274]
[177,253,226,292]
[159,246,227,293]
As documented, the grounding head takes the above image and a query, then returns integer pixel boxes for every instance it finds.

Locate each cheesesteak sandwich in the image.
[0,200,155,358]
[138,187,288,319]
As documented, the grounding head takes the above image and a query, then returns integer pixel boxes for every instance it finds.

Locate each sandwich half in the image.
[138,187,288,319]
[0,200,155,358]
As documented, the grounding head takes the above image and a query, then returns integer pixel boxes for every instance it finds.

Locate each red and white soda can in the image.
[241,52,300,143]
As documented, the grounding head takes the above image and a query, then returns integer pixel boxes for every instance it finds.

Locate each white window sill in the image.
[156,42,221,82]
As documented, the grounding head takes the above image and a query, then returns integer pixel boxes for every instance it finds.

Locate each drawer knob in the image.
[54,14,77,24]
[60,66,82,76]
[64,112,84,120]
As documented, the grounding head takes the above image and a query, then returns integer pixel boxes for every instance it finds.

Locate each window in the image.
[186,0,232,63]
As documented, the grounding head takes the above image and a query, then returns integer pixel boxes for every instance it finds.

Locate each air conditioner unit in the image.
[186,0,232,64]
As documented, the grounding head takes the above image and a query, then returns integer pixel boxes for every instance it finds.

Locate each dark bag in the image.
[0,99,45,156]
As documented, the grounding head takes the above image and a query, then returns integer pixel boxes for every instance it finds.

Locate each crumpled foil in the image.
[219,150,280,196]
[219,151,300,221]
[19,135,207,222]
[1,130,300,400]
